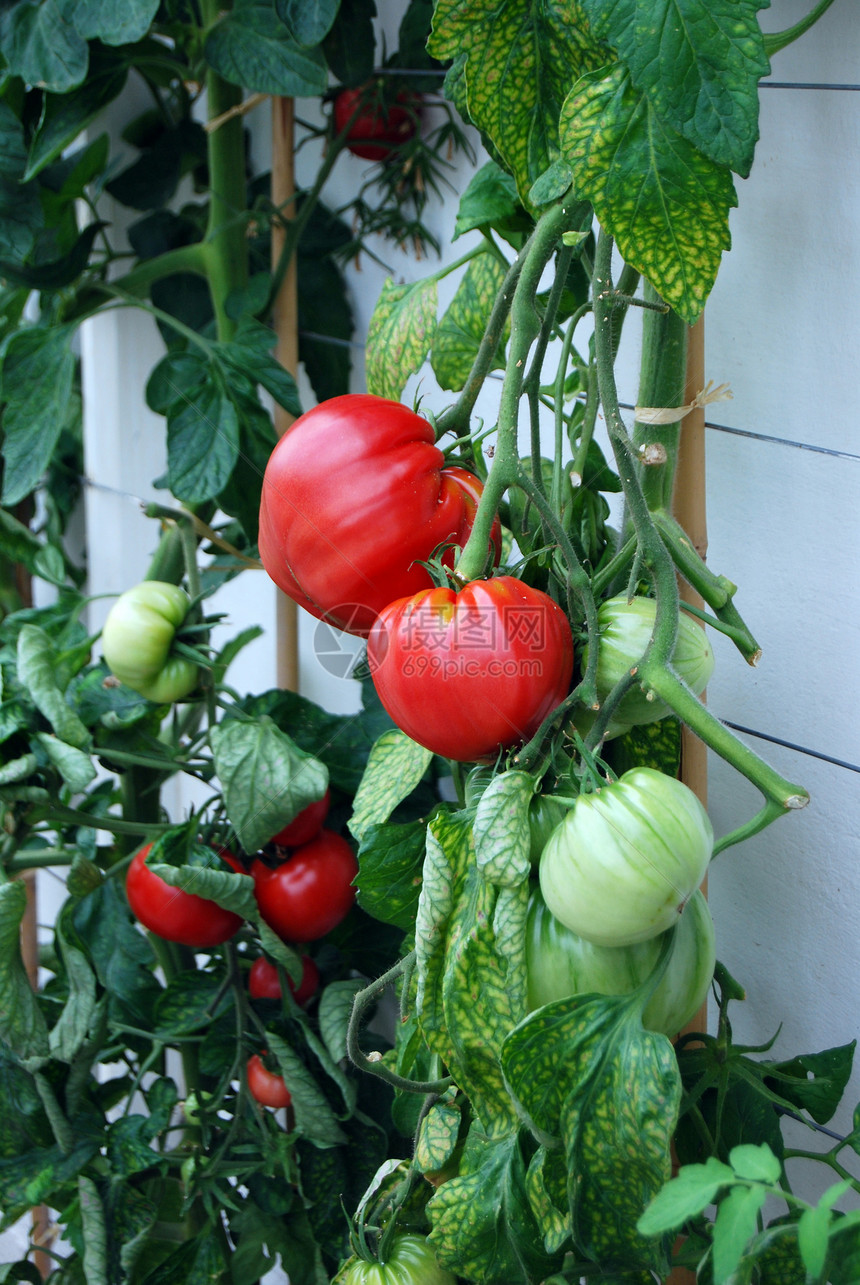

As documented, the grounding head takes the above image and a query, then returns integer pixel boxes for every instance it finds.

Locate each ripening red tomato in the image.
[269,790,331,848]
[246,1053,292,1108]
[257,394,501,636]
[126,844,243,948]
[367,576,574,762]
[333,85,419,161]
[250,830,358,943]
[248,954,320,1006]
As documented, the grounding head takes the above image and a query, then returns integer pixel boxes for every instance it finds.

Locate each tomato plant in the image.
[126,843,243,948]
[334,1234,456,1285]
[251,829,358,943]
[269,789,331,847]
[101,580,198,703]
[525,886,716,1036]
[249,954,320,1006]
[333,85,420,161]
[367,575,574,761]
[258,394,501,635]
[538,767,713,945]
[246,1053,292,1108]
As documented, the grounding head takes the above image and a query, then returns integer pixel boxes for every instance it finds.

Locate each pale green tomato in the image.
[526,886,715,1036]
[334,1234,456,1285]
[538,767,713,946]
[102,581,198,703]
[584,594,715,727]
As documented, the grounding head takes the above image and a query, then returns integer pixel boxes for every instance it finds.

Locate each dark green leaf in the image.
[0,1262,42,1284]
[67,663,152,730]
[762,1042,855,1125]
[105,119,206,212]
[0,1133,100,1226]
[0,880,49,1066]
[356,818,427,930]
[210,716,329,854]
[317,978,364,1064]
[48,913,98,1063]
[154,970,232,1038]
[297,253,353,402]
[560,64,737,324]
[452,160,529,244]
[267,1030,346,1147]
[107,1115,165,1178]
[0,0,88,93]
[0,324,77,506]
[204,0,328,96]
[143,831,258,921]
[16,625,90,749]
[25,47,129,181]
[276,0,339,47]
[321,0,375,84]
[34,733,95,792]
[216,317,302,416]
[581,0,770,176]
[0,100,27,176]
[0,172,42,261]
[71,880,159,1024]
[0,220,104,290]
[132,1227,228,1285]
[166,383,240,504]
[71,0,159,45]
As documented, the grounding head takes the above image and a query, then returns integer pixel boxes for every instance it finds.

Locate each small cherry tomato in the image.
[246,1053,291,1108]
[269,790,331,848]
[126,844,242,948]
[248,954,320,1006]
[251,829,358,943]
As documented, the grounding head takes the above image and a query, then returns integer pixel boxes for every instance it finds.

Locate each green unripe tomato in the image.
[584,594,715,729]
[334,1234,456,1285]
[538,767,713,946]
[527,793,569,870]
[525,885,715,1035]
[102,581,198,703]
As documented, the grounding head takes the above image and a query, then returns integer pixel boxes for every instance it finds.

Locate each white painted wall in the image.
[8,0,857,1270]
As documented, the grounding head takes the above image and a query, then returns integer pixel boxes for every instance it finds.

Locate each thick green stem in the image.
[347,954,452,1094]
[633,284,689,511]
[764,0,838,55]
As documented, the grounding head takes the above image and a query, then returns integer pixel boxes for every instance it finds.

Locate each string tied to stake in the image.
[635,380,733,425]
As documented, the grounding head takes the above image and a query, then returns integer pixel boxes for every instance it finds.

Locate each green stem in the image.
[784,1150,858,1183]
[35,805,168,838]
[456,202,585,582]
[347,954,453,1094]
[145,523,186,585]
[764,0,838,55]
[201,46,248,341]
[632,283,689,512]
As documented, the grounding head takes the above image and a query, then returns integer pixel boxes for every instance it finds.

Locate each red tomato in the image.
[250,830,358,943]
[126,844,243,948]
[269,790,331,848]
[257,394,501,636]
[246,1053,292,1108]
[248,954,320,1006]
[367,576,574,762]
[333,86,419,161]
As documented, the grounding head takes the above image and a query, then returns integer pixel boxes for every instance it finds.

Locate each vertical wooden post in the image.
[271,96,300,693]
[667,314,707,1285]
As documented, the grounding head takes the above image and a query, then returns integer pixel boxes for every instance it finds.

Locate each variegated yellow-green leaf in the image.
[348,729,433,842]
[415,1099,462,1175]
[427,1126,563,1282]
[365,276,438,401]
[473,769,532,887]
[502,993,681,1274]
[429,0,605,207]
[525,1146,571,1253]
[581,0,770,177]
[561,65,737,323]
[431,250,510,392]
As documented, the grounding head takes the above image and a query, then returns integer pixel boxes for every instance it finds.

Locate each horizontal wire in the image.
[615,401,858,462]
[719,720,860,775]
[760,80,860,91]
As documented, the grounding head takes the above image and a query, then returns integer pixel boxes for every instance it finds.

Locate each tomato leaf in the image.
[415,1099,462,1176]
[427,1125,564,1282]
[24,48,129,182]
[34,733,96,793]
[473,769,532,887]
[637,1156,735,1236]
[348,729,433,842]
[355,817,428,930]
[365,275,438,402]
[71,0,160,45]
[267,1030,347,1147]
[210,716,329,855]
[317,978,365,1066]
[0,880,50,1067]
[143,832,259,922]
[428,0,604,206]
[166,381,240,505]
[453,160,530,247]
[204,0,328,97]
[501,993,681,1274]
[275,0,339,46]
[761,1042,856,1125]
[48,913,98,1064]
[0,0,89,93]
[560,64,737,323]
[17,625,91,750]
[580,0,770,177]
[712,1184,768,1283]
[0,325,77,506]
[431,249,510,392]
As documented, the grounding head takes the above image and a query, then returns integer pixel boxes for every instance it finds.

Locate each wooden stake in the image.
[271,96,300,693]
[667,313,707,1285]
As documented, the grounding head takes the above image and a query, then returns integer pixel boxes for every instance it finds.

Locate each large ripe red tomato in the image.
[248,954,320,1006]
[250,829,358,943]
[269,790,330,848]
[367,576,574,762]
[126,844,243,948]
[246,1053,292,1109]
[333,86,419,161]
[257,395,501,636]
